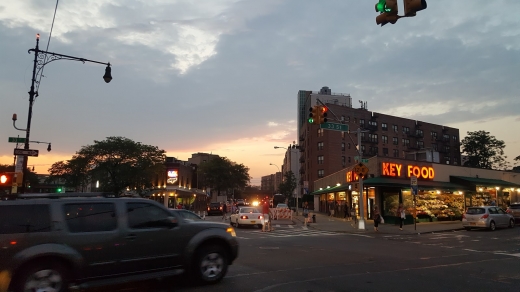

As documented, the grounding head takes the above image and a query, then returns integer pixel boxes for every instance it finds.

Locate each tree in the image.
[461,130,508,170]
[513,155,520,173]
[277,171,297,200]
[197,156,251,197]
[47,137,166,195]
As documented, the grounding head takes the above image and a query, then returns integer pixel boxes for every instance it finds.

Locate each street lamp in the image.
[12,34,112,194]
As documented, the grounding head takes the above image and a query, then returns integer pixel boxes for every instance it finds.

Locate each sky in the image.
[1,0,519,186]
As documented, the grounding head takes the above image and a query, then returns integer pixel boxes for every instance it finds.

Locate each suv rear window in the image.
[466,208,485,215]
[0,205,51,234]
[64,203,117,233]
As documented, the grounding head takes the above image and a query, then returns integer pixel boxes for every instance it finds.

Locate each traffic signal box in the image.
[316,105,328,124]
[375,0,399,26]
[403,0,427,17]
[0,173,12,185]
[308,106,320,124]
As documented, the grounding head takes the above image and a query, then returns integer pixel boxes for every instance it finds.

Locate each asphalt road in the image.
[86,217,520,292]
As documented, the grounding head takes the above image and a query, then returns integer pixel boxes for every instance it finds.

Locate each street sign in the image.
[8,137,26,143]
[361,159,369,163]
[13,149,39,157]
[353,163,369,177]
[411,176,418,186]
[320,122,348,132]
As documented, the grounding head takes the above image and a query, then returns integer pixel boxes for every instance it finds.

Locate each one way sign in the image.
[14,149,39,157]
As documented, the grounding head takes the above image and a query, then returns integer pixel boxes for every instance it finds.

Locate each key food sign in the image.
[381,162,435,180]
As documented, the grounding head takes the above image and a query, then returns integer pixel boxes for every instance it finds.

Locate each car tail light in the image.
[240,215,249,219]
[480,214,489,219]
[506,209,512,214]
[258,216,263,219]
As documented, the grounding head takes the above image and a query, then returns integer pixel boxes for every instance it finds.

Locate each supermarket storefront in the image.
[312,157,520,222]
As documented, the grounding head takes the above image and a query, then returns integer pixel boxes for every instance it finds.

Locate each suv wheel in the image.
[194,245,228,284]
[15,262,68,292]
[489,221,496,231]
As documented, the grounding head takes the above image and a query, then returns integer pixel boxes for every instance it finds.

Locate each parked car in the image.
[506,203,520,224]
[236,199,246,206]
[0,193,238,292]
[276,203,289,209]
[462,206,515,231]
[207,202,224,215]
[169,209,204,221]
[230,207,263,228]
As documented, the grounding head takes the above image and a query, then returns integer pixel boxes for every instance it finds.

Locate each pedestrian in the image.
[344,202,351,221]
[397,203,406,231]
[490,200,496,206]
[222,202,228,221]
[373,206,381,232]
[231,203,237,214]
[329,201,335,217]
[351,203,358,226]
[303,202,310,226]
[262,200,272,232]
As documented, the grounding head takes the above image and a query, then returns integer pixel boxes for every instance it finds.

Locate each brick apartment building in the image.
[297,88,461,196]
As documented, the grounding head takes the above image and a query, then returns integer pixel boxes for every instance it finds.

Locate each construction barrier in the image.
[271,208,293,220]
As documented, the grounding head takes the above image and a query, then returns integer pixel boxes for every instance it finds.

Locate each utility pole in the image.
[357,127,366,230]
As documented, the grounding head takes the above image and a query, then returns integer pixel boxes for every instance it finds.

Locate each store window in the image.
[414,190,464,221]
[382,191,400,217]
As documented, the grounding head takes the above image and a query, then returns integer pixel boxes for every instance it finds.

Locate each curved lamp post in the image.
[12,34,112,194]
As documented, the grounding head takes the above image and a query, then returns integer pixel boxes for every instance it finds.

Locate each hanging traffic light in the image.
[308,106,320,124]
[375,0,399,26]
[403,0,427,17]
[317,105,329,124]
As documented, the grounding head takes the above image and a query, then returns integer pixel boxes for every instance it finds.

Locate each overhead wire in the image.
[35,0,60,99]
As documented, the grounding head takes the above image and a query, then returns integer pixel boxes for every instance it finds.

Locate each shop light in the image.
[436,190,441,194]
[327,186,331,189]
[479,187,483,192]
[336,183,341,186]
[495,187,500,190]
[458,191,463,195]
[319,188,323,190]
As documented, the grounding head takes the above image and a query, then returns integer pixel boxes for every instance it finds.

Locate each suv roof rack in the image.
[17,192,118,199]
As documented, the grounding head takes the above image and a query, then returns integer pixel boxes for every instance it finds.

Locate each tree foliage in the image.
[197,156,251,196]
[278,171,297,199]
[47,137,166,195]
[461,130,508,170]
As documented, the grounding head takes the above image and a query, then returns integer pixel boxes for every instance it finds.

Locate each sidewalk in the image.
[295,212,464,235]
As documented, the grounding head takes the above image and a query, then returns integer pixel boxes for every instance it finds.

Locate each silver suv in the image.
[0,193,238,292]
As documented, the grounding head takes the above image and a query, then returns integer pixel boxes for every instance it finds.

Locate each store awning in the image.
[311,184,350,196]
[363,177,470,191]
[450,176,520,188]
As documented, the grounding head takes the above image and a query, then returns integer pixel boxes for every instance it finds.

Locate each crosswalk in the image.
[236,225,340,239]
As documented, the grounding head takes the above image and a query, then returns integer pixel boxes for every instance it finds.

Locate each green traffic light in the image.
[57,188,62,192]
[376,0,386,12]
[308,118,314,124]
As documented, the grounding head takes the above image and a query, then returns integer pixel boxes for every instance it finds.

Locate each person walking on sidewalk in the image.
[344,202,351,221]
[397,203,406,230]
[303,202,310,226]
[351,203,358,226]
[373,206,381,232]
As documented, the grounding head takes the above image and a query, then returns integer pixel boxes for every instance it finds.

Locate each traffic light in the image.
[0,174,11,185]
[375,0,399,26]
[403,0,427,17]
[316,105,329,124]
[308,106,320,124]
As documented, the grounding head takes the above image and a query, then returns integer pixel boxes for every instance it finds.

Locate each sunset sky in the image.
[1,0,519,186]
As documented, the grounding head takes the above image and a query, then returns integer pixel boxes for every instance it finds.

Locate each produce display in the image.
[415,192,464,219]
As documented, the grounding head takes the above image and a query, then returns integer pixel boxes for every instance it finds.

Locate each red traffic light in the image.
[0,174,11,184]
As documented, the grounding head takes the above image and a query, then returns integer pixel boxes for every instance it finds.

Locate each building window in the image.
[444,145,450,153]
[443,134,450,141]
[341,132,345,139]
[361,145,366,153]
[318,128,324,137]
[341,142,345,151]
[393,137,398,145]
[369,133,378,143]
[348,156,351,163]
[445,156,450,165]
[318,169,324,178]
[369,147,378,155]
[453,135,458,141]
[382,135,388,144]
[417,141,424,149]
[348,143,351,149]
[416,129,423,137]
[360,119,365,127]
[392,125,398,132]
[346,116,350,122]
[317,142,324,150]
[453,157,458,165]
[393,149,399,157]
[402,139,410,147]
[431,143,438,151]
[382,123,388,131]
[341,156,346,167]
[403,126,410,134]
[383,148,389,156]
[431,131,437,140]
[340,115,345,121]
[354,118,357,124]
[318,155,324,164]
